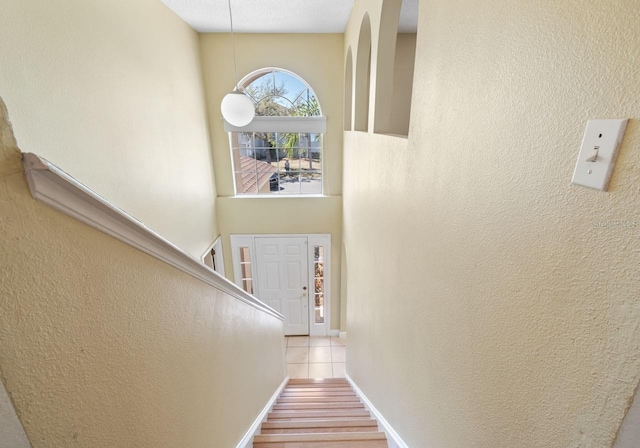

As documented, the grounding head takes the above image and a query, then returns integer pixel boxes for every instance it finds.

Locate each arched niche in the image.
[354,13,372,132]
[374,0,418,136]
[344,47,353,131]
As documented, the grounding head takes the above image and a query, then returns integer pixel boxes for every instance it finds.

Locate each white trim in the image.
[22,153,283,322]
[346,374,410,448]
[0,379,32,448]
[328,329,340,337]
[339,331,347,339]
[236,376,289,448]
[201,235,225,277]
[224,116,327,133]
[230,234,332,336]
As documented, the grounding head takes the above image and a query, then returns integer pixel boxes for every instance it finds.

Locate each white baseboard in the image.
[346,374,409,448]
[339,331,347,339]
[236,376,289,448]
[328,329,340,337]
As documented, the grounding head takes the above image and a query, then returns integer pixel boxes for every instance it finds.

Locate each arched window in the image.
[224,68,326,196]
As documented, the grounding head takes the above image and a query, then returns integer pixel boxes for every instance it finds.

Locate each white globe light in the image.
[221,91,255,127]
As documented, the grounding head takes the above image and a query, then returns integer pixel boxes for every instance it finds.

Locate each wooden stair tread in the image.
[277,396,361,403]
[273,403,364,411]
[253,376,388,447]
[268,410,372,420]
[284,387,353,393]
[287,379,349,383]
[253,441,388,447]
[262,419,378,429]
[281,392,357,397]
[254,431,387,443]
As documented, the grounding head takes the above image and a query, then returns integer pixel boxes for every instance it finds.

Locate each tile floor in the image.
[285,336,346,379]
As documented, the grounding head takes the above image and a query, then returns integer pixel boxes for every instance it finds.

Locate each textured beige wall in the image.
[0,0,217,257]
[200,34,345,331]
[343,0,640,447]
[0,100,286,448]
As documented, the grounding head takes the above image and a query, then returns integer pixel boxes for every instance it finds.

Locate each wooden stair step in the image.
[281,392,357,397]
[261,419,378,434]
[284,387,353,393]
[254,431,387,443]
[273,402,364,411]
[262,419,378,429]
[284,384,351,389]
[253,371,387,446]
[287,379,349,384]
[254,440,388,447]
[268,410,372,420]
[277,396,361,403]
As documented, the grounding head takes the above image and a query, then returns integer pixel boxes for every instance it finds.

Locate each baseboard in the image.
[345,374,409,448]
[236,375,289,448]
[328,329,340,337]
[339,331,347,339]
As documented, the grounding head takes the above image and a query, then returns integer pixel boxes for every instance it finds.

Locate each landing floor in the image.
[285,336,346,379]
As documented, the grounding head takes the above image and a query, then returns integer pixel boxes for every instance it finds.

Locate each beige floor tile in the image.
[287,363,308,379]
[286,347,309,363]
[330,337,346,346]
[331,346,346,363]
[309,337,331,347]
[332,363,346,378]
[287,336,310,347]
[309,363,333,379]
[309,346,332,363]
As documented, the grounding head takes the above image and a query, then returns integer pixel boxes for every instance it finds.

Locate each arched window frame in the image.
[223,67,326,134]
[225,68,327,196]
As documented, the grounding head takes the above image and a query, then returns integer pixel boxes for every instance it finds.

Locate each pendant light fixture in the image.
[220,0,255,127]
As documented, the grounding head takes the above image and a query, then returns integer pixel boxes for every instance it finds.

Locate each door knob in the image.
[303,286,307,290]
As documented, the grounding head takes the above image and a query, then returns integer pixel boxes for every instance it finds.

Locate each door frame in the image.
[230,234,331,336]
[201,235,225,277]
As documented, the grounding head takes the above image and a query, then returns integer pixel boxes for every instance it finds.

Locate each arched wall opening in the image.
[374,0,418,136]
[354,13,372,132]
[344,47,353,131]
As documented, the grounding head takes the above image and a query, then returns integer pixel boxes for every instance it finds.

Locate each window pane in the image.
[240,247,250,263]
[315,293,324,324]
[230,70,323,196]
[243,279,253,294]
[268,173,281,194]
[314,246,324,262]
[301,171,322,194]
[241,263,252,279]
[275,71,307,101]
[236,172,258,195]
[279,171,301,194]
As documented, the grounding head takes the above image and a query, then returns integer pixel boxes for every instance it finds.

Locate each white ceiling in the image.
[160,0,418,34]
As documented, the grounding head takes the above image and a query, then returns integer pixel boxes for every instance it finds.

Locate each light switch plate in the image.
[572,119,628,191]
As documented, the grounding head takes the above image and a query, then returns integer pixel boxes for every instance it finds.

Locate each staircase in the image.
[253,378,388,447]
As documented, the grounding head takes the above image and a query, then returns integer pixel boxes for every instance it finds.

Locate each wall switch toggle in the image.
[585,148,599,162]
[572,119,628,191]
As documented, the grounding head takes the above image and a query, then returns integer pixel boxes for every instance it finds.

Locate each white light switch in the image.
[572,119,628,191]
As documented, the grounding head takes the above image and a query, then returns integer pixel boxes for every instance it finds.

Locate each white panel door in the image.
[255,237,309,335]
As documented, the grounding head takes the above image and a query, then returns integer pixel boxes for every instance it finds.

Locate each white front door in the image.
[255,237,309,335]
